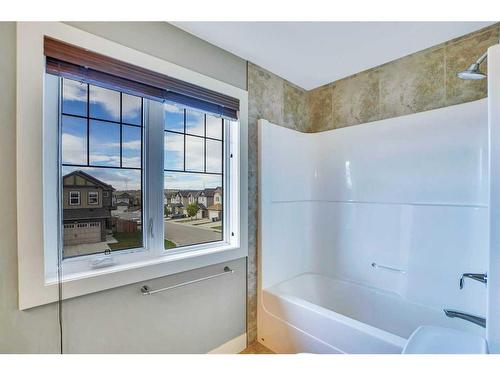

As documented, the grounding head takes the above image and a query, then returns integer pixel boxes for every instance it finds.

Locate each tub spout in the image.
[459,273,487,289]
[444,309,486,328]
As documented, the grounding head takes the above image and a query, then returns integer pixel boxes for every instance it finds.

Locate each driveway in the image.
[165,220,221,246]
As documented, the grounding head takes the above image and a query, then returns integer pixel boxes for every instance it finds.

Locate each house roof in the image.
[116,192,133,198]
[63,170,115,191]
[178,190,198,197]
[165,191,179,198]
[199,187,223,197]
[63,208,111,221]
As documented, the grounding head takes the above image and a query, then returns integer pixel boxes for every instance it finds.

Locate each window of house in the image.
[88,191,99,205]
[60,78,143,259]
[16,25,246,309]
[164,106,225,248]
[69,191,80,205]
[56,77,233,261]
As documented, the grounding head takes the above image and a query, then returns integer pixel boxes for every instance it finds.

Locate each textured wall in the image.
[309,23,499,131]
[246,22,499,344]
[0,21,62,354]
[246,62,309,343]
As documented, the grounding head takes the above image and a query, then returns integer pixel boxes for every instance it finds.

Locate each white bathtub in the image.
[258,273,484,354]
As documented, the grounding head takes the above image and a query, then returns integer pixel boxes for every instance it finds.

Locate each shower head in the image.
[457,51,488,80]
[457,63,487,80]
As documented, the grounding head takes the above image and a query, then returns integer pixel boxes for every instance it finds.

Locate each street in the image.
[165,220,221,246]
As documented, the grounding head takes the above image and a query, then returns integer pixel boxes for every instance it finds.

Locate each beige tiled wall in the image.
[246,23,499,344]
[246,62,309,343]
[309,23,499,131]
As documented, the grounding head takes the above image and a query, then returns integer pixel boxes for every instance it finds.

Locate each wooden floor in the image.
[239,342,275,354]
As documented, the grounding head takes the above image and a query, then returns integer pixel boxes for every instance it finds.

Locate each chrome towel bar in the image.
[371,262,406,274]
[140,266,234,296]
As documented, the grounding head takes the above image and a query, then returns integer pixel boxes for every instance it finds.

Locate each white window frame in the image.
[88,191,99,205]
[16,22,248,310]
[69,191,81,206]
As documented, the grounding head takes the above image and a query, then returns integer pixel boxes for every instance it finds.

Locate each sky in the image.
[61,79,223,192]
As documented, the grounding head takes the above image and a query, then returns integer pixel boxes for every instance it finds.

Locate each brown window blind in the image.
[44,36,240,119]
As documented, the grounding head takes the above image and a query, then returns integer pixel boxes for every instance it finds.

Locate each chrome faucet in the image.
[444,309,486,328]
[459,273,487,289]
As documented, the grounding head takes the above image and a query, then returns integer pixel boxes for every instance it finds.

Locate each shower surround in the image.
[246,22,499,344]
[258,99,488,353]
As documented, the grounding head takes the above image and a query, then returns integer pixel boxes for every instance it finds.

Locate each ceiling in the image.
[172,22,495,90]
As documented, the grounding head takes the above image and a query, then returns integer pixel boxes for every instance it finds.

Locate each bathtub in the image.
[258,273,483,354]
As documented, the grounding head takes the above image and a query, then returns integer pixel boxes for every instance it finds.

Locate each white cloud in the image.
[63,79,141,120]
[62,133,86,164]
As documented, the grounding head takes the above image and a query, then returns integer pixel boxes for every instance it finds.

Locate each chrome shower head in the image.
[457,51,488,80]
[457,63,487,80]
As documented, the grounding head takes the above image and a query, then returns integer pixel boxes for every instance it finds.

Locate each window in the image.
[61,78,143,259]
[59,78,229,259]
[16,23,247,309]
[88,191,99,205]
[164,105,225,248]
[69,191,80,205]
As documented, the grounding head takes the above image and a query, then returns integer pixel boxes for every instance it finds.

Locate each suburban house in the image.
[62,170,115,246]
[114,192,134,206]
[164,187,223,220]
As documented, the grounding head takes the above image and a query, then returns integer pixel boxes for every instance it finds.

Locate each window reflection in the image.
[185,135,204,172]
[164,132,184,170]
[122,93,142,125]
[186,110,204,136]
[163,102,225,251]
[62,78,87,117]
[165,104,184,132]
[62,115,87,165]
[60,78,143,259]
[89,120,121,167]
[89,85,120,122]
[206,114,222,140]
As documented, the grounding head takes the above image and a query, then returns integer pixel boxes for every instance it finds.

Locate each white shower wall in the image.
[259,99,488,319]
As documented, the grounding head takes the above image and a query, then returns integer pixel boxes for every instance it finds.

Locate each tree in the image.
[186,203,199,220]
[164,206,171,217]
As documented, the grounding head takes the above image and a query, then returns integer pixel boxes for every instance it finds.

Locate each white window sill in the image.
[47,242,241,285]
[33,242,247,310]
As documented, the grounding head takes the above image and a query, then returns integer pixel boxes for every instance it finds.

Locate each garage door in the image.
[63,222,101,246]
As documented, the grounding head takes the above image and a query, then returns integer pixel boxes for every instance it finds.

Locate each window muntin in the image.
[60,78,144,259]
[163,103,225,250]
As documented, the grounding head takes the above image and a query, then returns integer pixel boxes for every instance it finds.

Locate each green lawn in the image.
[213,226,222,231]
[165,239,177,249]
[109,231,177,250]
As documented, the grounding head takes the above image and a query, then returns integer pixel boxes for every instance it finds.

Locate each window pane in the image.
[62,79,87,117]
[164,172,222,249]
[186,110,204,136]
[89,120,120,167]
[206,139,222,173]
[165,103,184,132]
[89,85,120,122]
[122,94,142,125]
[185,135,204,172]
[206,114,222,140]
[164,132,184,170]
[62,166,142,259]
[122,125,142,168]
[62,115,87,165]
